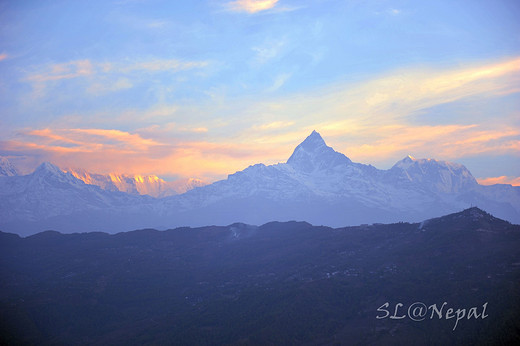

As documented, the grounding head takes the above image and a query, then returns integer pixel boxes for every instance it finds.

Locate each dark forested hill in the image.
[1,207,519,345]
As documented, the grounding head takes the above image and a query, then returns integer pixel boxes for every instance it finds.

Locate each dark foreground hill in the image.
[1,207,519,345]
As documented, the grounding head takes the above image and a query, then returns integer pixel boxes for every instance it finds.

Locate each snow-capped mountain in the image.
[0,132,518,235]
[0,161,153,223]
[160,131,518,227]
[65,168,206,197]
[0,157,20,177]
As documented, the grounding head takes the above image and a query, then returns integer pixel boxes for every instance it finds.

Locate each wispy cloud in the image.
[0,52,8,62]
[7,57,520,180]
[87,77,133,95]
[0,127,277,181]
[334,125,519,164]
[231,57,520,165]
[252,39,286,65]
[25,128,161,152]
[267,73,291,92]
[23,58,209,96]
[256,121,294,130]
[25,60,94,83]
[118,59,209,73]
[226,0,279,13]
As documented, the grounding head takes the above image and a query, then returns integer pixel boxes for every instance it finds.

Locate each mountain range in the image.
[64,169,206,198]
[1,131,519,235]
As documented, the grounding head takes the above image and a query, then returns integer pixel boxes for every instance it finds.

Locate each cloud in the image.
[332,125,519,164]
[226,0,279,13]
[477,176,520,186]
[25,60,94,83]
[0,127,280,181]
[23,58,209,97]
[252,39,286,65]
[7,56,520,180]
[87,78,133,95]
[267,73,291,92]
[0,52,8,62]
[22,128,162,152]
[224,56,520,168]
[256,121,294,130]
[119,59,209,73]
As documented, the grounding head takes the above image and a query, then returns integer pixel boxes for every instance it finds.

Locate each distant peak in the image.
[34,162,64,175]
[300,130,326,149]
[0,156,20,176]
[287,131,351,172]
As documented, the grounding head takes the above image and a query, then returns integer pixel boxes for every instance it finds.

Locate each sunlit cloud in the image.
[232,56,520,159]
[332,125,519,165]
[0,52,8,62]
[477,176,520,186]
[6,56,520,180]
[226,0,279,13]
[0,127,283,181]
[256,121,295,130]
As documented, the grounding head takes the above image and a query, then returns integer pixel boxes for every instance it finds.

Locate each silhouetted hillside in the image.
[1,208,519,345]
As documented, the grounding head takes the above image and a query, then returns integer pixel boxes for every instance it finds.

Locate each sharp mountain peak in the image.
[286,131,352,172]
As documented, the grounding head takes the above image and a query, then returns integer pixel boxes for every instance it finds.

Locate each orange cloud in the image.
[0,52,7,62]
[69,129,161,150]
[477,176,520,186]
[226,0,279,13]
[1,127,290,181]
[328,124,519,166]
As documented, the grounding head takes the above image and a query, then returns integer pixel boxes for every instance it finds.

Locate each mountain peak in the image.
[390,156,477,193]
[286,131,351,172]
[393,155,417,169]
[0,157,20,177]
[35,162,63,175]
[299,130,326,149]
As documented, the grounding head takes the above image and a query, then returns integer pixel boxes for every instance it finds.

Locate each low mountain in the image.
[1,208,518,344]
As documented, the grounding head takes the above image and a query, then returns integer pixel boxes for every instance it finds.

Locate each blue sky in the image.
[0,0,519,184]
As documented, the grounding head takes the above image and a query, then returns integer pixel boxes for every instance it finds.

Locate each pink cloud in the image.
[477,176,520,186]
[0,127,286,181]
